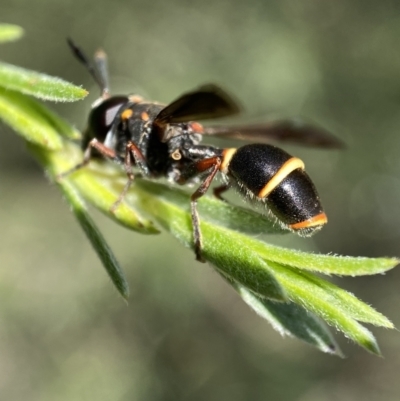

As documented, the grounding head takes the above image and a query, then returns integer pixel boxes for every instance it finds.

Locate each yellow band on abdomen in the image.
[258,157,305,198]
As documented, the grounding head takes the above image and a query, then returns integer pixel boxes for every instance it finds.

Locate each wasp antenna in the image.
[94,49,110,98]
[67,38,109,98]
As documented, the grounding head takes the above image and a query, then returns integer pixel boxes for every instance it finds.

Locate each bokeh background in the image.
[1,0,400,400]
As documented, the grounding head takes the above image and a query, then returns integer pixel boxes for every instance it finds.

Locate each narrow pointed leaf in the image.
[0,87,62,149]
[256,244,398,276]
[292,269,393,327]
[267,262,393,328]
[0,24,24,43]
[266,262,383,354]
[0,62,88,102]
[235,283,342,355]
[59,180,129,300]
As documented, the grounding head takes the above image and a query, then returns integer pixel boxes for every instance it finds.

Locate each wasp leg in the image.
[110,141,150,212]
[190,157,222,262]
[57,138,118,180]
[213,184,230,201]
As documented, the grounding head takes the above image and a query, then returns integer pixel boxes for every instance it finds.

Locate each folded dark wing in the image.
[202,119,344,149]
[154,84,241,125]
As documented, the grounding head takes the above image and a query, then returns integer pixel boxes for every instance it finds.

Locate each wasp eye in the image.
[86,96,129,143]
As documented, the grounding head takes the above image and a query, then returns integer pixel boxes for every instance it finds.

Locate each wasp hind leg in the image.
[189,157,222,262]
[213,184,230,201]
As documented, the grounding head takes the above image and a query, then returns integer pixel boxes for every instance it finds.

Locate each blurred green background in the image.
[1,0,400,400]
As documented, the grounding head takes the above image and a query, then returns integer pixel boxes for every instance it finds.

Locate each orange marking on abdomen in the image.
[290,212,328,230]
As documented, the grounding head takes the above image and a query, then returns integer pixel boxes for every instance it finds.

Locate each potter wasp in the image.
[61,40,342,262]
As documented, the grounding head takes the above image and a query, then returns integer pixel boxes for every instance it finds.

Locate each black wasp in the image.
[61,40,342,262]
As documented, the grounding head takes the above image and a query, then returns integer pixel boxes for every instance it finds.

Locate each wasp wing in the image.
[202,119,344,149]
[154,84,241,126]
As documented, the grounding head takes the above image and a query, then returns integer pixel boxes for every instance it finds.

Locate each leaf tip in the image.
[120,285,130,302]
[0,24,24,43]
[361,333,382,356]
[76,88,89,99]
[323,341,345,358]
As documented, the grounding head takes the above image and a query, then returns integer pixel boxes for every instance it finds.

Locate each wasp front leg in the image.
[57,138,120,180]
[110,140,151,212]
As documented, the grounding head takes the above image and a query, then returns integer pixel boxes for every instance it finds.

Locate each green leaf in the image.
[0,62,88,102]
[235,283,342,355]
[58,179,130,300]
[255,244,398,276]
[288,268,393,327]
[266,262,385,354]
[0,24,24,43]
[0,87,62,149]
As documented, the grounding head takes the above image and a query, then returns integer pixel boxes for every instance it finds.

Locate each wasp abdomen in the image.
[266,169,326,233]
[223,144,327,233]
[226,144,292,195]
